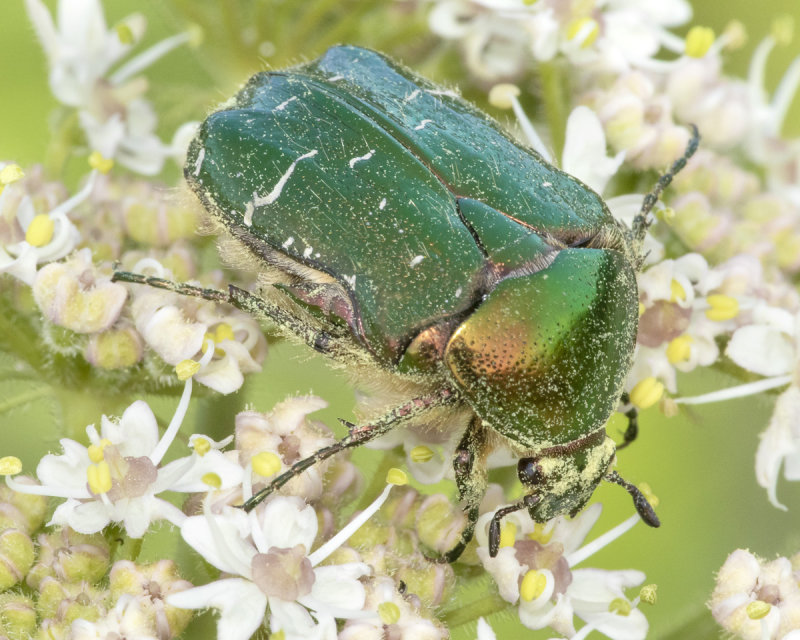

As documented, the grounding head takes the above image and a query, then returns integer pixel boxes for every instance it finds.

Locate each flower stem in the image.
[538,60,568,164]
[441,593,510,629]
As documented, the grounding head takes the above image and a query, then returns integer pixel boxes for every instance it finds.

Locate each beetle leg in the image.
[432,417,490,563]
[604,470,660,527]
[111,269,348,357]
[632,124,700,250]
[241,388,458,511]
[616,392,638,450]
[488,494,540,557]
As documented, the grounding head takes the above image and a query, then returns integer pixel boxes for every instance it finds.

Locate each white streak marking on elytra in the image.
[328,74,344,81]
[427,89,459,98]
[344,274,357,288]
[193,148,205,176]
[404,89,420,102]
[282,236,294,249]
[253,149,318,207]
[273,96,298,112]
[349,149,375,168]
[303,246,313,258]
[455,287,462,298]
[379,198,387,210]
[414,119,433,131]
[542,181,552,187]
[409,255,425,268]
[243,201,255,227]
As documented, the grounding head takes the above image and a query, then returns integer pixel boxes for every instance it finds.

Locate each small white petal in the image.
[726,325,795,377]
[168,578,267,640]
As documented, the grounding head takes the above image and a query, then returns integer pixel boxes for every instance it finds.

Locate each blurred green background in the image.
[1,1,799,639]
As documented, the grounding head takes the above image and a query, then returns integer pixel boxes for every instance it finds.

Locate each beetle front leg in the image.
[241,388,458,511]
[616,392,638,450]
[111,269,347,357]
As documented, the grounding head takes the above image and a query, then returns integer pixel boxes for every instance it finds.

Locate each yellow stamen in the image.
[378,601,401,624]
[409,445,434,463]
[520,570,548,601]
[87,461,112,494]
[666,335,693,364]
[488,84,521,110]
[25,214,55,247]
[527,522,553,544]
[772,15,794,46]
[630,377,664,410]
[566,17,600,48]
[115,23,135,45]
[0,164,24,186]
[87,439,112,464]
[639,584,658,605]
[89,151,114,174]
[214,323,235,343]
[386,468,408,486]
[723,20,747,50]
[202,473,222,489]
[175,359,201,381]
[499,521,517,549]
[0,456,22,475]
[669,279,686,303]
[705,294,739,321]
[252,451,282,478]
[609,597,632,616]
[192,437,211,457]
[657,207,675,224]
[638,302,646,317]
[685,25,715,58]
[746,600,771,620]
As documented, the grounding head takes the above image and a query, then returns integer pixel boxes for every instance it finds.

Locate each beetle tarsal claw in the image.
[604,470,660,528]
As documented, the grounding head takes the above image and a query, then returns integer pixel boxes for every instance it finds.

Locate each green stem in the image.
[538,61,567,164]
[441,593,511,629]
[44,109,80,179]
[0,386,52,414]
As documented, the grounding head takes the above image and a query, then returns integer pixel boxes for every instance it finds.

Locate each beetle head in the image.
[517,436,615,523]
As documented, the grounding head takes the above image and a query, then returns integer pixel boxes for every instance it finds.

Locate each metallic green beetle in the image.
[117,46,696,560]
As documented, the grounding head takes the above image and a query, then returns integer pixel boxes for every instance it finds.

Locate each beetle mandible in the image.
[114,46,698,561]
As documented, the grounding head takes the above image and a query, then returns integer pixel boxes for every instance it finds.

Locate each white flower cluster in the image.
[25,0,198,174]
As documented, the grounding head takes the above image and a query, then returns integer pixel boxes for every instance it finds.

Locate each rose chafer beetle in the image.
[115,46,698,560]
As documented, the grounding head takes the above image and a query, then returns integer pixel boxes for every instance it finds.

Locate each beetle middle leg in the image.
[616,392,639,450]
[241,388,459,511]
[111,269,349,357]
[430,417,492,563]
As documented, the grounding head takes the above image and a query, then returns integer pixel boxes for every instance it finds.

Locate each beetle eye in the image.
[517,458,545,486]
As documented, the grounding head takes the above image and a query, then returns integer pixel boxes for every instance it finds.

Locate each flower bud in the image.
[109,559,194,637]
[0,478,48,533]
[85,326,144,369]
[36,577,106,623]
[26,529,110,590]
[0,528,35,590]
[0,592,37,640]
[416,494,466,554]
[33,250,127,334]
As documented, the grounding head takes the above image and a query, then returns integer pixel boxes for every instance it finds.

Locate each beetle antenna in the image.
[632,124,700,250]
[605,470,660,527]
[488,494,540,557]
